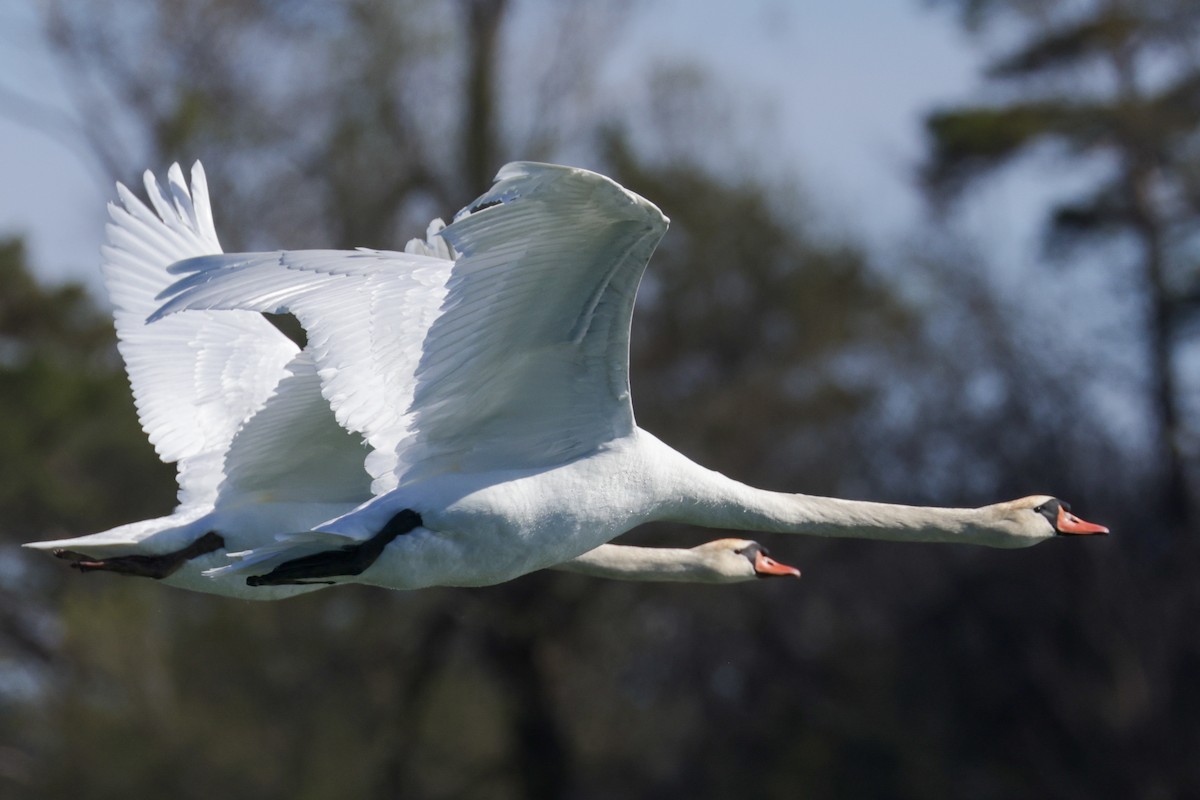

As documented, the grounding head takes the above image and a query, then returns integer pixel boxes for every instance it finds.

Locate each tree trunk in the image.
[1130,172,1192,533]
[1112,35,1195,534]
[462,0,509,193]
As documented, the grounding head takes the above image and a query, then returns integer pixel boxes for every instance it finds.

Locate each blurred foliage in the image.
[923,0,1200,531]
[0,238,175,539]
[611,138,911,493]
[0,0,1194,799]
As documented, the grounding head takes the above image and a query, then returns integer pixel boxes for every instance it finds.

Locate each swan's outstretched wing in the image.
[397,162,668,480]
[217,350,372,506]
[153,163,668,485]
[105,162,299,508]
[149,231,454,493]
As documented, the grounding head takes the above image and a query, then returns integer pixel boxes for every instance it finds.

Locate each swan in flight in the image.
[133,161,1106,591]
[24,163,800,595]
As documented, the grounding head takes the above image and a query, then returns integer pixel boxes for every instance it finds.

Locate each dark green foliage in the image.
[985,9,1139,77]
[923,0,1200,533]
[915,4,1200,794]
[923,102,1114,198]
[610,140,909,492]
[0,239,175,538]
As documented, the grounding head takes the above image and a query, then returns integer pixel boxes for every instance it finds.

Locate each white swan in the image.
[22,163,377,600]
[553,539,801,583]
[144,161,1106,591]
[25,163,800,595]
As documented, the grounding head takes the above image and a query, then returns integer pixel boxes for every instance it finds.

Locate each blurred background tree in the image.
[0,0,1195,798]
[925,0,1200,534]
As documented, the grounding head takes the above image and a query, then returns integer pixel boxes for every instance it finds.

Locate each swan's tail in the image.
[23,530,145,554]
[22,510,207,556]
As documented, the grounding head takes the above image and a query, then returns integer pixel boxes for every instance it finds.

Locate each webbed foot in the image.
[247,509,422,587]
[53,531,225,580]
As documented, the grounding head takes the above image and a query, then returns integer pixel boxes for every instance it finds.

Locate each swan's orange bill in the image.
[754,550,801,578]
[1056,505,1109,535]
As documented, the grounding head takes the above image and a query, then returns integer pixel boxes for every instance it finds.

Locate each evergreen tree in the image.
[923,0,1200,532]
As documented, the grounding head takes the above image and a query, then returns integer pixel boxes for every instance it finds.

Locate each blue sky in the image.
[0,1,1006,290]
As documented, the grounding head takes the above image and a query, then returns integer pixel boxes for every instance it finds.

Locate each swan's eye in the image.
[1032,501,1061,528]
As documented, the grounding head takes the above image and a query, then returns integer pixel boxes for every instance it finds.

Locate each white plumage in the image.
[137,162,1105,592]
[25,162,811,594]
[151,162,661,491]
[23,164,378,599]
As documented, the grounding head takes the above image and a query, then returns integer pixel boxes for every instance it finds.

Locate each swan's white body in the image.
[140,161,1104,593]
[25,163,806,596]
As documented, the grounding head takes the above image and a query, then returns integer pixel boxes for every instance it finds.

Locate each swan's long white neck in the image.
[642,433,997,546]
[552,544,736,582]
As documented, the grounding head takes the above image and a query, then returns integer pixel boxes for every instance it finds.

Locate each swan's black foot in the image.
[247,509,422,587]
[53,532,225,580]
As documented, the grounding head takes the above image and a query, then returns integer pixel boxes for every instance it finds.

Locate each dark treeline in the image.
[0,1,1195,798]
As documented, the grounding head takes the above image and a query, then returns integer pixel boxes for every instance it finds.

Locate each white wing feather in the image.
[104,162,299,508]
[397,162,668,480]
[152,162,668,487]
[217,350,372,505]
[27,163,372,560]
[149,231,453,493]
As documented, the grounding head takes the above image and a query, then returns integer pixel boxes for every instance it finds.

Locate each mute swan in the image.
[553,539,801,583]
[22,163,379,600]
[144,161,1106,591]
[25,163,799,595]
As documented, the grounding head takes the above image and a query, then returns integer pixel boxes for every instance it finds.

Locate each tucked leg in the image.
[247,509,422,587]
[53,531,226,580]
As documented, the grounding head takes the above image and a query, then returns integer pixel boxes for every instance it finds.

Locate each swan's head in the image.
[695,539,802,581]
[984,495,1109,547]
